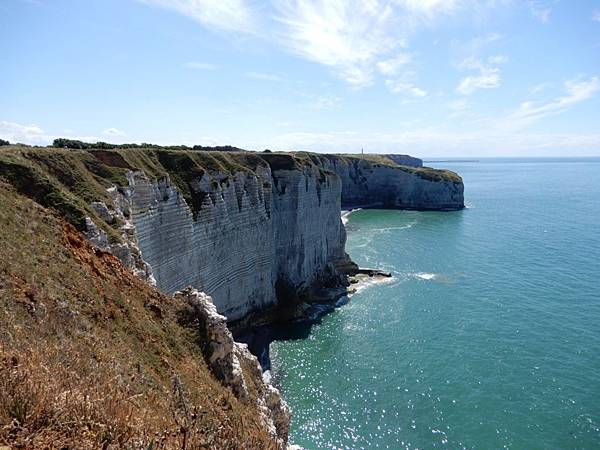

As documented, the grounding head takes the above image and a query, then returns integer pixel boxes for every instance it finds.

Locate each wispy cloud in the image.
[504,77,599,128]
[456,55,507,95]
[140,1,509,90]
[527,0,558,23]
[271,0,470,87]
[593,10,600,23]
[377,54,412,76]
[309,94,340,110]
[103,127,126,137]
[138,0,258,33]
[0,121,46,144]
[530,81,553,94]
[266,128,600,156]
[245,71,283,82]
[385,79,427,97]
[184,61,219,70]
[0,120,101,145]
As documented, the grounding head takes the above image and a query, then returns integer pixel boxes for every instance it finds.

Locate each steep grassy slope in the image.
[0,183,280,449]
[0,146,272,225]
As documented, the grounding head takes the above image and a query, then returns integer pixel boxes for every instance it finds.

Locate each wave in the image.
[372,223,416,232]
[341,208,362,225]
[349,274,397,297]
[414,272,437,280]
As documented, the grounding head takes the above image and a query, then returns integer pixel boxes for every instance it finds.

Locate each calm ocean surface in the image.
[271,158,600,449]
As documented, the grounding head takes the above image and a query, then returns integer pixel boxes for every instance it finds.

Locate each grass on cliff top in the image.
[0,145,271,226]
[330,153,463,183]
[0,147,126,242]
[0,183,279,449]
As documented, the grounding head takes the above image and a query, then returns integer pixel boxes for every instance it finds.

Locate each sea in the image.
[270,157,600,449]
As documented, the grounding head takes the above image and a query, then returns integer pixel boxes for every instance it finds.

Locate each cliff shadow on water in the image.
[234,294,352,370]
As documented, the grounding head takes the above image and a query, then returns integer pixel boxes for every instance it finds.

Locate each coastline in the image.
[235,210,392,370]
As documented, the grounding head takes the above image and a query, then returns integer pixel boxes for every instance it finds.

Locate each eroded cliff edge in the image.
[0,147,463,324]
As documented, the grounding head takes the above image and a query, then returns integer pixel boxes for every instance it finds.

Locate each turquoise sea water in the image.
[271,158,600,449]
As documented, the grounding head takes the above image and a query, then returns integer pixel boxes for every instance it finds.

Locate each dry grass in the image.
[0,183,279,449]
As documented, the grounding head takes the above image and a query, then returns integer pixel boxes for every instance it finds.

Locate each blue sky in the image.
[1,0,600,156]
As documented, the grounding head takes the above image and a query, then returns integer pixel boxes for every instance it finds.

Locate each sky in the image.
[1,0,600,157]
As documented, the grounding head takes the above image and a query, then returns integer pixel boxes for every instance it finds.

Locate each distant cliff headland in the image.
[0,142,463,448]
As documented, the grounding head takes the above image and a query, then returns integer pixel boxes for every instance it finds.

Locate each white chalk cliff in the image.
[86,151,463,322]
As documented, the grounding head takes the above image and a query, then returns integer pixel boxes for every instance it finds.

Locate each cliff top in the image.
[0,182,281,448]
[0,145,462,230]
[303,152,463,184]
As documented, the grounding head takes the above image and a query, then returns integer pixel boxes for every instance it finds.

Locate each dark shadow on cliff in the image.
[235,296,350,370]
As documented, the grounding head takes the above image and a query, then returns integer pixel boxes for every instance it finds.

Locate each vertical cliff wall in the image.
[313,154,464,210]
[116,156,347,321]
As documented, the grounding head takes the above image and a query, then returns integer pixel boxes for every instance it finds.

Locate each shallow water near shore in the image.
[271,158,600,449]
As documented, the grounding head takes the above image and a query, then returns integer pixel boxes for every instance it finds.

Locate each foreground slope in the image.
[0,183,283,449]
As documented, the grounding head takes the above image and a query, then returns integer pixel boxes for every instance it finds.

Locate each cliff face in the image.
[314,154,464,210]
[0,147,463,324]
[105,156,347,321]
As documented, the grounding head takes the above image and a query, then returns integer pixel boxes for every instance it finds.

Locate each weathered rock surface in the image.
[81,150,462,321]
[175,287,290,447]
[103,158,348,321]
[317,155,464,210]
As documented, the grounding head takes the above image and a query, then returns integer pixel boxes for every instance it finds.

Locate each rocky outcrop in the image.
[315,154,464,210]
[175,287,290,447]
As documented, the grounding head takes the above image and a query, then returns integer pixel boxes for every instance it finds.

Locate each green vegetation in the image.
[52,137,246,152]
[333,153,463,183]
[0,184,279,449]
[0,139,9,146]
[0,147,128,242]
[0,145,273,224]
[0,144,461,234]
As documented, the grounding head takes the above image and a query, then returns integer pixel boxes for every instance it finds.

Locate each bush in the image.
[0,139,9,146]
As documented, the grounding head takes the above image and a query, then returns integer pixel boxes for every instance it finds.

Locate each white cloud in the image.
[271,0,475,87]
[456,55,506,95]
[457,68,500,94]
[265,128,600,156]
[140,1,511,89]
[184,61,219,70]
[527,0,558,23]
[504,77,599,127]
[103,128,126,137]
[0,120,106,145]
[530,81,553,94]
[272,0,398,87]
[593,10,600,22]
[310,94,340,110]
[488,54,508,65]
[139,0,258,34]
[400,0,460,16]
[377,54,412,76]
[0,121,46,144]
[245,71,283,82]
[385,79,427,97]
